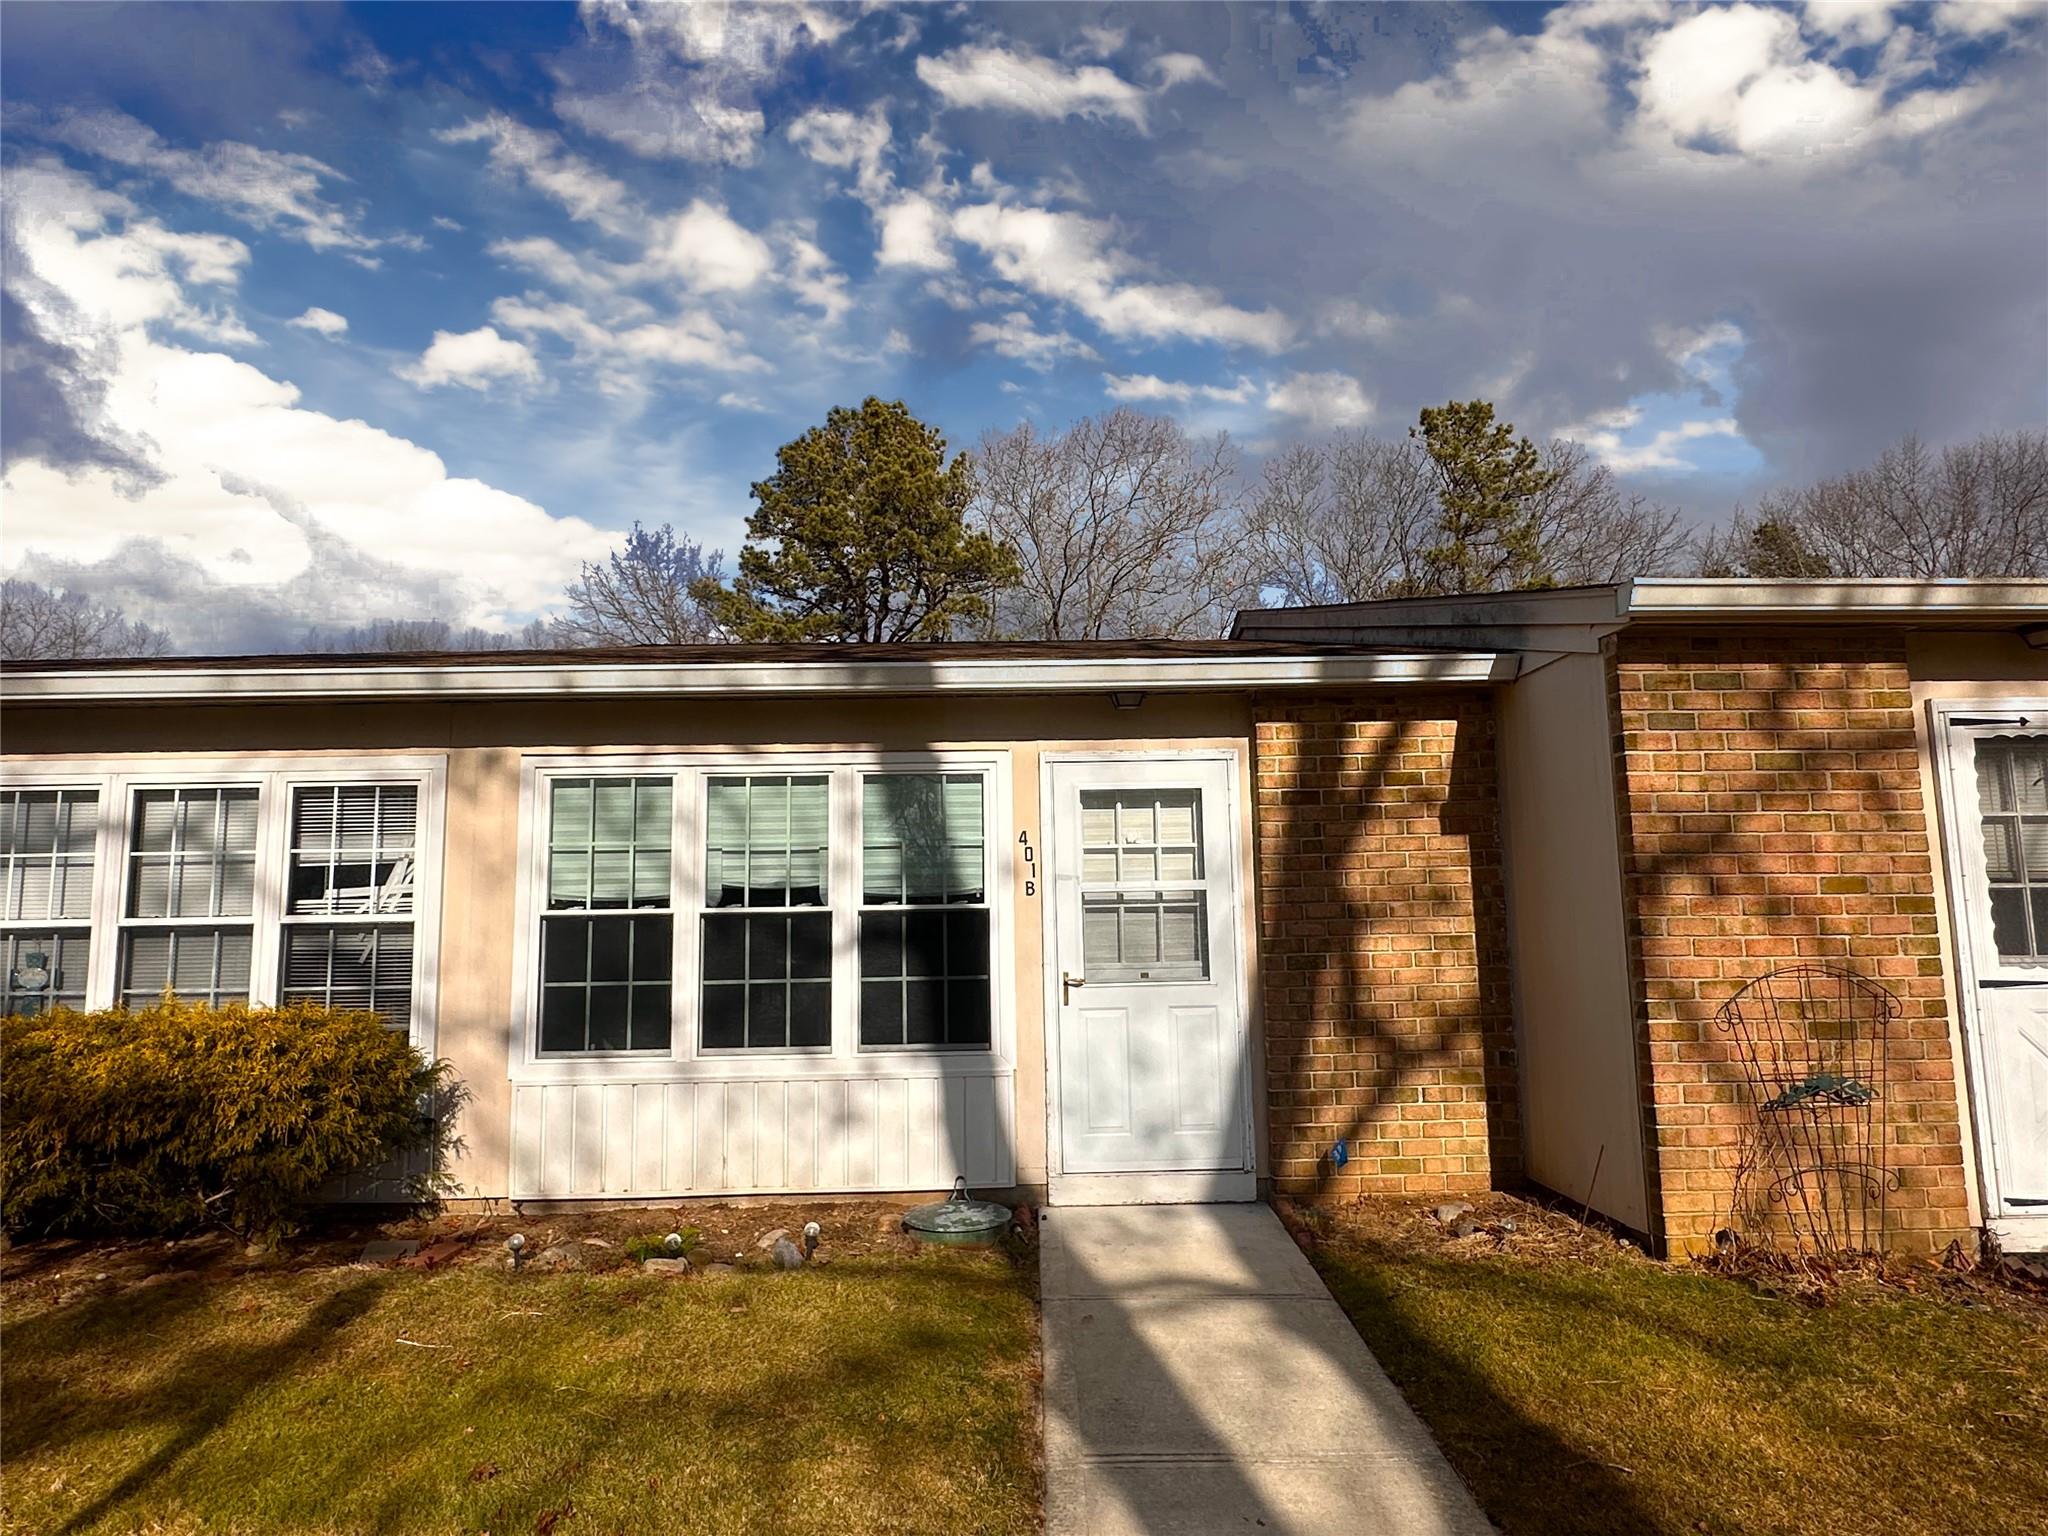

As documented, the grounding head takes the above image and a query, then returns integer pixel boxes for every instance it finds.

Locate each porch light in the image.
[1108,691,1147,710]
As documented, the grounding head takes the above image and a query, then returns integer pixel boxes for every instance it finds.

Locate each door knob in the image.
[1062,971,1086,1004]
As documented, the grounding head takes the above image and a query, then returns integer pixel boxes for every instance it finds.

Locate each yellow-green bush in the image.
[1,999,459,1240]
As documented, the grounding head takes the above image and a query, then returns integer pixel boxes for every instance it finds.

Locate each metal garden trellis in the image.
[1715,963,1900,1254]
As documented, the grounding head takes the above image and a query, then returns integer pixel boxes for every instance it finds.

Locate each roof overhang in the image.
[1,649,1516,706]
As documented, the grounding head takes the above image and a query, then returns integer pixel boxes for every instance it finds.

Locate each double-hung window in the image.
[858,773,992,1048]
[0,788,98,1016]
[279,785,421,1028]
[119,786,260,1007]
[701,775,831,1051]
[539,778,674,1054]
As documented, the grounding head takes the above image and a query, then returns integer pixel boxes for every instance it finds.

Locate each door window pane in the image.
[1975,738,2048,961]
[1075,786,1210,983]
[1079,788,1203,886]
[1081,891,1210,983]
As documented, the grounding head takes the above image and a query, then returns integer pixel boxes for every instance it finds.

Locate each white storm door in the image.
[1047,758,1248,1178]
[1951,725,2048,1222]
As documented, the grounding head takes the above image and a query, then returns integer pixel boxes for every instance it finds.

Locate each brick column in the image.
[1252,692,1516,1200]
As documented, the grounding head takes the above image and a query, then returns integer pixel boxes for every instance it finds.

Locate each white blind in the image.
[1,789,97,923]
[549,778,671,909]
[128,788,259,918]
[706,776,828,905]
[862,774,983,904]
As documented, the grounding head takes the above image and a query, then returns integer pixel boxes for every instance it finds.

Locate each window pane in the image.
[790,912,831,979]
[588,985,631,1050]
[708,775,827,908]
[1990,888,2031,958]
[0,790,98,923]
[857,907,989,1048]
[280,925,415,1029]
[2,931,89,1017]
[699,911,830,1051]
[1081,891,1209,983]
[863,774,982,905]
[127,788,258,919]
[548,777,670,913]
[702,983,745,1049]
[119,926,252,1007]
[702,913,746,981]
[537,914,671,1052]
[748,981,787,1048]
[540,987,587,1053]
[289,785,417,916]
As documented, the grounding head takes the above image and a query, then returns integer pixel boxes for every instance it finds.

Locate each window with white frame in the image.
[701,774,831,1051]
[539,777,674,1053]
[1,788,98,1016]
[524,760,1001,1062]
[279,784,420,1027]
[0,766,437,1031]
[119,786,260,1007]
[859,773,992,1048]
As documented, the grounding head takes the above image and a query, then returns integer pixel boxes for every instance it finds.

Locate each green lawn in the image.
[2,1252,1039,1535]
[1303,1201,2048,1536]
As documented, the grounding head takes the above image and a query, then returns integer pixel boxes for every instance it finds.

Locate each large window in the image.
[539,778,673,1053]
[1978,736,2048,962]
[701,775,830,1051]
[119,786,260,1007]
[279,784,419,1027]
[0,765,438,1034]
[859,774,991,1048]
[1,788,97,1016]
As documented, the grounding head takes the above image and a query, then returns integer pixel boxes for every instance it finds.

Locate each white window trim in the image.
[0,756,447,1052]
[511,750,1016,1084]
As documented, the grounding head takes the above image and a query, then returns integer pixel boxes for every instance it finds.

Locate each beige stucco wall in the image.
[1906,631,2048,1228]
[2,691,1258,1201]
[1493,650,1652,1233]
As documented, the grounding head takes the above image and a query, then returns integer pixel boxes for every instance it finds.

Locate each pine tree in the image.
[696,398,1018,642]
[1407,400,1562,595]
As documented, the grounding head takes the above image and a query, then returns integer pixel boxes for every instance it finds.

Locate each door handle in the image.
[1062,972,1086,1005]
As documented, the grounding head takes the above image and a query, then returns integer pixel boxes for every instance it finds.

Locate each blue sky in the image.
[4,1,2044,649]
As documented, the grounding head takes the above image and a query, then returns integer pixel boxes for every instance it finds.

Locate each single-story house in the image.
[3,579,2044,1255]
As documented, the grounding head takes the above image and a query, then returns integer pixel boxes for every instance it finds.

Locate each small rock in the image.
[701,1262,736,1278]
[771,1237,805,1270]
[359,1239,420,1266]
[1451,1217,1480,1239]
[753,1227,790,1252]
[400,1239,466,1270]
[1498,1218,1517,1235]
[1432,1202,1473,1225]
[527,1242,585,1273]
[580,1237,613,1248]
[641,1257,692,1277]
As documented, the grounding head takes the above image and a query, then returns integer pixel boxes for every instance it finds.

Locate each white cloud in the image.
[917,44,1150,128]
[1316,301,1399,342]
[780,230,851,324]
[29,107,377,253]
[717,391,768,411]
[1802,2,1898,49]
[286,306,349,337]
[1102,373,1257,405]
[2,162,610,637]
[437,115,634,233]
[490,295,766,381]
[1574,416,1744,473]
[653,199,775,292]
[877,194,954,270]
[966,311,1099,369]
[397,325,542,390]
[1265,371,1374,430]
[950,201,1293,351]
[1148,52,1219,89]
[559,0,848,163]
[787,105,893,198]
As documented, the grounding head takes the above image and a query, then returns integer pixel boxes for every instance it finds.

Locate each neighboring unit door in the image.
[1045,757,1250,1192]
[1949,725,2048,1229]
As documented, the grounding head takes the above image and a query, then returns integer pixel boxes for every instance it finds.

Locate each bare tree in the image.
[1243,433,1437,605]
[554,522,727,646]
[0,578,172,660]
[308,617,554,653]
[975,409,1248,639]
[1696,430,2048,578]
[1244,431,1687,604]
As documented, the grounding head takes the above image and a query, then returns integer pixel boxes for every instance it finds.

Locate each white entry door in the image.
[1941,716,2048,1247]
[1044,756,1251,1201]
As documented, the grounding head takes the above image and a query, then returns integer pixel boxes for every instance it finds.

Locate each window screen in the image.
[540,778,673,1052]
[1977,736,2048,961]
[1077,787,1209,984]
[859,773,990,1047]
[701,776,829,1050]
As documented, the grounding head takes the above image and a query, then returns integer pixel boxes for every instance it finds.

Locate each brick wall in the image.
[1253,692,1517,1200]
[1609,630,1971,1254]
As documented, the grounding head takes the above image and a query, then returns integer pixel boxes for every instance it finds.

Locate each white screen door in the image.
[1949,725,2048,1229]
[1046,757,1249,1192]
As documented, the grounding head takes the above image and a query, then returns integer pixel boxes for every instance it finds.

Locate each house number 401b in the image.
[1019,830,1036,897]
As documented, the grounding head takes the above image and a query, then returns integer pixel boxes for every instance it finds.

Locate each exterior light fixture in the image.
[663,1231,685,1256]
[803,1220,822,1258]
[1108,691,1147,710]
[506,1232,527,1268]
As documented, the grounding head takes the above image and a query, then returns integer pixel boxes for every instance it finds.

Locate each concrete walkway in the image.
[1041,1203,1494,1536]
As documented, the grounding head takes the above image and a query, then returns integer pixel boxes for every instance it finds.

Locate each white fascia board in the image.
[1621,578,2048,620]
[1,651,1515,705]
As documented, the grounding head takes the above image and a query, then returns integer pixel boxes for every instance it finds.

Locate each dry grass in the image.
[1,1212,1039,1536]
[1289,1193,2048,1536]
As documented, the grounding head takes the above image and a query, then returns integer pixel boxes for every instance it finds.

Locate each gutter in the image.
[1,650,1517,705]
